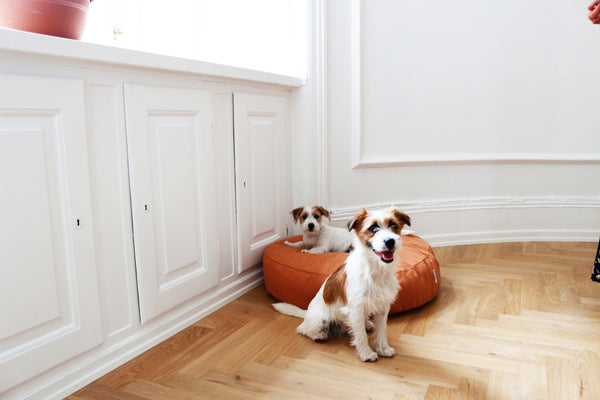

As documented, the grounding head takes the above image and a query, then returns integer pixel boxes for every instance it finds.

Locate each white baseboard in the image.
[9,270,264,400]
[422,229,600,248]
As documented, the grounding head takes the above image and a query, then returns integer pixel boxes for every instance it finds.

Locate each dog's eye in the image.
[313,214,320,219]
[368,223,379,233]
[301,214,308,220]
[388,222,398,231]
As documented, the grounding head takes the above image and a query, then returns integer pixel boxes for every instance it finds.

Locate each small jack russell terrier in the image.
[274,207,411,362]
[284,206,353,254]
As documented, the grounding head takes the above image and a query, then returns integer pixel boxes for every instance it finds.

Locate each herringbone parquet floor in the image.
[69,241,600,400]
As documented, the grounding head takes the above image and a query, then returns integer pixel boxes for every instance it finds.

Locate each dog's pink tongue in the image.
[376,250,394,260]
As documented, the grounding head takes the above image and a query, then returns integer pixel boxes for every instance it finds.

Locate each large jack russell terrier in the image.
[284,206,353,254]
[274,207,411,362]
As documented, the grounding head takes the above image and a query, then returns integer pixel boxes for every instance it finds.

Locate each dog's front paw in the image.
[301,249,310,253]
[375,344,395,358]
[357,348,379,362]
[303,248,324,254]
[284,241,292,246]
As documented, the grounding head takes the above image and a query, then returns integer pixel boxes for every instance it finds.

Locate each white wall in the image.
[300,0,600,246]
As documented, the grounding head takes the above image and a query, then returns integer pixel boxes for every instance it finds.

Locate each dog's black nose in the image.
[384,238,395,250]
[308,223,315,231]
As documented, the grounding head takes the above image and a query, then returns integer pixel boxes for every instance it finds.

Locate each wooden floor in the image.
[69,242,600,400]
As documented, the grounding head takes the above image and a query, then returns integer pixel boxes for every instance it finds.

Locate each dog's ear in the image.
[348,208,368,232]
[314,206,330,220]
[392,210,411,227]
[290,207,304,223]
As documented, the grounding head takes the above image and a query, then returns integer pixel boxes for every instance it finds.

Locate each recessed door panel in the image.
[152,121,203,287]
[0,74,102,393]
[234,92,288,272]
[125,84,218,323]
[249,116,278,242]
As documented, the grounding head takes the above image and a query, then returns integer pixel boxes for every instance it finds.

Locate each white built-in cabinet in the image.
[0,74,103,394]
[0,46,293,399]
[234,92,289,272]
[124,84,219,323]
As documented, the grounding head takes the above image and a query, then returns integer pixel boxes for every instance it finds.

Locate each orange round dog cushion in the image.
[263,234,441,314]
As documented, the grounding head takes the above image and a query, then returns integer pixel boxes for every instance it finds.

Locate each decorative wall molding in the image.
[331,196,600,221]
[350,0,362,169]
[355,153,600,168]
[330,196,600,247]
[308,0,329,204]
[349,0,600,168]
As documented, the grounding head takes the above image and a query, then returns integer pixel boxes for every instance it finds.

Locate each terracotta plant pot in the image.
[0,0,92,40]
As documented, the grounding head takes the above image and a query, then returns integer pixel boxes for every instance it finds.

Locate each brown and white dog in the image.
[284,206,353,254]
[274,207,411,362]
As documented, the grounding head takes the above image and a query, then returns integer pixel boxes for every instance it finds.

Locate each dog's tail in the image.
[272,302,306,319]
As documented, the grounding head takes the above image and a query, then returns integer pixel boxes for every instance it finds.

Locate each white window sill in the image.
[0,28,305,88]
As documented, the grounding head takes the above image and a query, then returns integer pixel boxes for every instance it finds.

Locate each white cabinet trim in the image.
[0,28,304,88]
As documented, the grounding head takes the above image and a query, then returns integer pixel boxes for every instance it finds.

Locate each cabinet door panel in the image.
[234,92,288,272]
[125,84,218,323]
[0,74,102,392]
